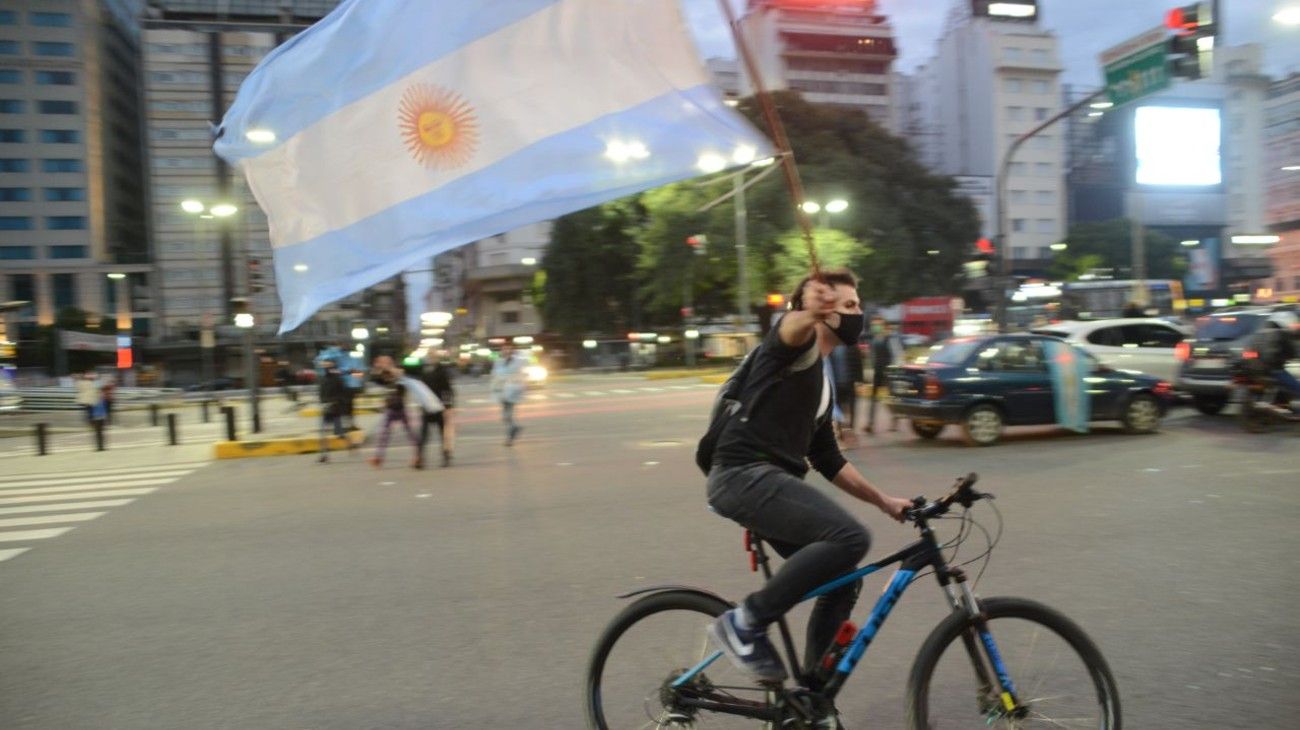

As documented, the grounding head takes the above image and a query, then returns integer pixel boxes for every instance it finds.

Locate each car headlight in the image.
[525,365,548,383]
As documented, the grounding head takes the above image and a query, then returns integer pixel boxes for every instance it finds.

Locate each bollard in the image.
[223,406,237,442]
[93,420,106,451]
[167,413,179,445]
[150,402,160,427]
[36,423,48,456]
[201,399,210,423]
[252,395,262,434]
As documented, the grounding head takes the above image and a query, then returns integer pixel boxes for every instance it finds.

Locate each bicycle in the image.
[585,474,1121,728]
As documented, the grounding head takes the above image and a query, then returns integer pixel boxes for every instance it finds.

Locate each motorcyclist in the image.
[1251,323,1299,409]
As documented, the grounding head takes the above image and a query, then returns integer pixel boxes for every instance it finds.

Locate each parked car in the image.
[1029,318,1190,383]
[887,334,1173,446]
[1176,305,1300,415]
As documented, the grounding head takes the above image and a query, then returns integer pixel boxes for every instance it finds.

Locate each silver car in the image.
[1030,318,1190,383]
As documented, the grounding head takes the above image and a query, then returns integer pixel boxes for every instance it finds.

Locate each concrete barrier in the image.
[213,430,365,460]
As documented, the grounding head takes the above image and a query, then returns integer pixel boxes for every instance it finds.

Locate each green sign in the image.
[1100,27,1170,108]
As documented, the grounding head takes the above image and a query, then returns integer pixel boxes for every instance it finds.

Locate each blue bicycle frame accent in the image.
[835,569,916,674]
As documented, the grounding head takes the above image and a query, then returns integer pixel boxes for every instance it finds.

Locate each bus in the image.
[1061,279,1185,320]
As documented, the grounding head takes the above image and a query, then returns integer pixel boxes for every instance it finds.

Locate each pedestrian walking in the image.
[865,317,903,434]
[75,371,99,423]
[491,343,527,446]
[417,354,457,467]
[368,360,419,468]
[829,341,864,445]
[316,359,348,463]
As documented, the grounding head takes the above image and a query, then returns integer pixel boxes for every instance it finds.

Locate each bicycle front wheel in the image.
[907,597,1120,729]
[585,589,778,729]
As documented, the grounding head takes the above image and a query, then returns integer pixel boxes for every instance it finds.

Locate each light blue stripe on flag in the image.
[215,0,561,163]
[1045,340,1091,433]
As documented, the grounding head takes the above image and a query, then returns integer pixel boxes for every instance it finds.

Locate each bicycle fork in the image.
[949,568,1026,719]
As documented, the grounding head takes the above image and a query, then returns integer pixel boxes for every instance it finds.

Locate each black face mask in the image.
[829,313,865,347]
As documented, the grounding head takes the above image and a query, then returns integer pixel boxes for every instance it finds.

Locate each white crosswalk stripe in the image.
[0,463,205,565]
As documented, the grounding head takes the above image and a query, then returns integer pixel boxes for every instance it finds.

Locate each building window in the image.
[49,245,87,259]
[34,70,74,85]
[1005,78,1023,93]
[1009,189,1028,203]
[0,216,32,230]
[1035,162,1052,177]
[1008,161,1027,177]
[0,68,20,83]
[1031,49,1049,63]
[0,41,18,55]
[1035,190,1054,205]
[501,311,520,325]
[1011,218,1026,232]
[29,12,73,27]
[0,99,23,113]
[38,100,77,114]
[32,42,75,57]
[44,187,85,201]
[1004,47,1022,60]
[39,129,79,143]
[1035,219,1056,234]
[52,273,77,310]
[0,129,23,142]
[42,158,83,173]
[46,216,86,230]
[1011,247,1028,259]
[1007,106,1024,121]
[0,10,16,24]
[0,245,34,260]
[1035,107,1049,121]
[0,187,30,201]
[0,158,27,172]
[1031,79,1049,94]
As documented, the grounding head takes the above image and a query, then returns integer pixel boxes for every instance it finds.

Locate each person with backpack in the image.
[1252,323,1300,407]
[702,268,913,684]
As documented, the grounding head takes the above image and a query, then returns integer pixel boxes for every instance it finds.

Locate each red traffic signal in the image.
[976,237,995,255]
[686,235,701,247]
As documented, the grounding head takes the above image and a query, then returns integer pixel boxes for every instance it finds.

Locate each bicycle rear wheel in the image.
[585,589,778,729]
[907,597,1120,729]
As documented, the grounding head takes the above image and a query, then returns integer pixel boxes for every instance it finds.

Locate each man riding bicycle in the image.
[707,269,912,683]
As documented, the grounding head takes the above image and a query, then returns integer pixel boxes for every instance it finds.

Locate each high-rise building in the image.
[0,0,150,350]
[425,223,547,345]
[906,1,1064,270]
[1263,73,1300,301]
[734,0,899,132]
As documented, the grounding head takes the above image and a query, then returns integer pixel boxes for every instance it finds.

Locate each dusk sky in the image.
[681,0,1300,86]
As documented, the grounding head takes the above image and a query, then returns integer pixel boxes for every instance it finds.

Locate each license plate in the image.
[1194,358,1226,369]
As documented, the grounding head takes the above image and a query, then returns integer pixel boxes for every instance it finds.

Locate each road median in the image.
[213,429,366,460]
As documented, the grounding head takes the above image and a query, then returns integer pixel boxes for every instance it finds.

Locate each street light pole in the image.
[733,172,749,333]
[233,300,260,434]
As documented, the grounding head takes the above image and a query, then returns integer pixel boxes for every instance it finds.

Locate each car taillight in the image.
[923,374,942,400]
[1174,342,1190,362]
[1153,381,1172,397]
[1242,349,1259,360]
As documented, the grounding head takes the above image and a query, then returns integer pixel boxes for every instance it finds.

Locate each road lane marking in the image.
[0,499,136,516]
[0,512,105,528]
[556,392,576,398]
[584,391,607,396]
[0,548,31,562]
[0,488,158,506]
[0,479,181,496]
[0,474,187,491]
[612,389,635,394]
[0,463,205,481]
[0,527,76,542]
[641,387,664,392]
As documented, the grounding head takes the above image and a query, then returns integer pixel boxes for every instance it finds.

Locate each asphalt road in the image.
[1,377,1298,729]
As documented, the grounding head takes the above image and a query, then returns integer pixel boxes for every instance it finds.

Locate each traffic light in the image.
[975,237,995,256]
[686,234,708,256]
[766,293,785,308]
[1165,2,1215,80]
[248,257,264,294]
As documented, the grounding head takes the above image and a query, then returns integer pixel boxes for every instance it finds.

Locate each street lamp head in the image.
[1049,242,1068,252]
[234,313,255,328]
[210,203,238,218]
[180,199,205,214]
[521,257,537,266]
[351,326,370,340]
[106,272,127,280]
[800,201,821,214]
[1180,239,1199,247]
[695,152,727,174]
[825,199,849,214]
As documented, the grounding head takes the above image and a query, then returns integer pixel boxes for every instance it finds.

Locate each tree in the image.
[1049,219,1188,281]
[771,228,870,293]
[540,199,642,337]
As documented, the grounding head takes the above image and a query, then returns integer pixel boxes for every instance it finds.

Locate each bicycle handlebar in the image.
[905,473,988,523]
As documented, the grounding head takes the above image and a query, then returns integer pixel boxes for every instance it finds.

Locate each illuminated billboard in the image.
[1134,106,1221,186]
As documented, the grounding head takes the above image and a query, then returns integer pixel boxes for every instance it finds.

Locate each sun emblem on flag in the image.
[398,84,478,169]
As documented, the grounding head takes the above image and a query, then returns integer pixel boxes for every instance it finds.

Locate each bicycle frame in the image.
[669,518,1022,719]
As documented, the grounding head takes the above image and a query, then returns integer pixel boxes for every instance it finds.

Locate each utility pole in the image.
[733,172,749,334]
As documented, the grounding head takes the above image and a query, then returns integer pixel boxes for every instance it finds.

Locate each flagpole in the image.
[715,0,821,277]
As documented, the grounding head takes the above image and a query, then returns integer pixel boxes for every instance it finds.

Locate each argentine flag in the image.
[214,0,773,333]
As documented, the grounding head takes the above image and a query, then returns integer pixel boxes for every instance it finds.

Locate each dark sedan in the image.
[886,334,1174,446]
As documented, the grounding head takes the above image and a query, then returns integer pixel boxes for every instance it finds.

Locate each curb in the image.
[214,430,366,460]
[297,405,381,418]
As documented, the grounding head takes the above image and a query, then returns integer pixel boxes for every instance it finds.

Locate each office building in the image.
[906,1,1065,270]
[0,0,150,353]
[1262,73,1300,301]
